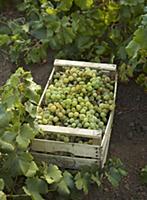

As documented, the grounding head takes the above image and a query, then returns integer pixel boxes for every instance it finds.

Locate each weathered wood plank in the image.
[54,59,116,71]
[101,73,118,167]
[101,127,111,168]
[31,139,100,158]
[38,125,102,140]
[32,152,100,169]
[38,67,55,108]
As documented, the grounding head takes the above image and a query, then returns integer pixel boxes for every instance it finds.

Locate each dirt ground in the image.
[84,80,147,200]
[0,57,147,200]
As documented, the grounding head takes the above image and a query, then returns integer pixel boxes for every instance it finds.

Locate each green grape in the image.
[71,87,76,92]
[83,117,88,123]
[77,77,82,82]
[42,66,115,135]
[89,122,96,130]
[68,112,74,118]
[49,105,56,113]
[87,85,93,92]
[109,104,115,110]
[49,115,54,121]
[99,121,104,128]
[69,75,74,81]
[53,116,59,123]
[42,119,48,125]
[102,117,107,123]
[78,96,83,102]
[89,109,95,115]
[38,119,42,124]
[79,114,85,120]
[57,112,64,119]
[74,112,79,118]
[79,81,85,85]
[99,103,105,109]
[93,92,97,97]
[84,122,90,128]
[64,122,69,127]
[100,112,106,118]
[71,123,76,128]
[70,67,77,73]
[75,119,80,125]
[72,100,78,107]
[76,104,81,111]
[54,72,60,79]
[66,98,72,105]
[64,136,69,143]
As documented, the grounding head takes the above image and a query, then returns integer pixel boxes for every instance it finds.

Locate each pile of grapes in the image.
[37,66,115,134]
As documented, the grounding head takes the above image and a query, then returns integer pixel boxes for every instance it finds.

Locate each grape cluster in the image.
[37,67,115,136]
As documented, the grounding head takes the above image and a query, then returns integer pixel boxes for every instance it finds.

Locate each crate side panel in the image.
[101,73,118,147]
[101,127,111,167]
[54,59,116,71]
[31,139,100,159]
[32,152,100,169]
[100,73,118,167]
[38,125,102,141]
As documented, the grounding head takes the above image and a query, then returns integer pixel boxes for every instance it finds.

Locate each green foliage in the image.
[0,67,41,194]
[0,68,127,199]
[0,178,6,200]
[140,165,147,184]
[104,158,128,187]
[23,177,48,200]
[0,0,146,79]
[136,73,147,91]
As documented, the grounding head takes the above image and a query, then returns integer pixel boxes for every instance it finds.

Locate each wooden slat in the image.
[32,152,100,169]
[38,125,102,140]
[54,59,116,71]
[101,127,112,168]
[38,67,55,108]
[31,139,100,158]
[101,73,118,167]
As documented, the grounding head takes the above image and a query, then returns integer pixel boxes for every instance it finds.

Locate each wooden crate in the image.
[31,59,118,169]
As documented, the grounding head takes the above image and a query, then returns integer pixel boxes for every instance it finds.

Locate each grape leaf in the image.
[74,0,93,10]
[134,27,147,49]
[105,167,122,187]
[0,105,11,128]
[43,164,62,184]
[91,173,101,187]
[0,34,10,46]
[126,40,140,58]
[75,172,89,194]
[23,177,48,200]
[57,171,74,194]
[0,191,6,200]
[0,139,15,152]
[0,179,4,191]
[25,101,37,118]
[58,0,73,11]
[17,152,39,177]
[16,124,36,149]
[140,165,147,184]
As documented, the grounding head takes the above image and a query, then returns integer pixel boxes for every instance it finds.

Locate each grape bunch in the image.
[37,67,115,143]
[38,67,114,128]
